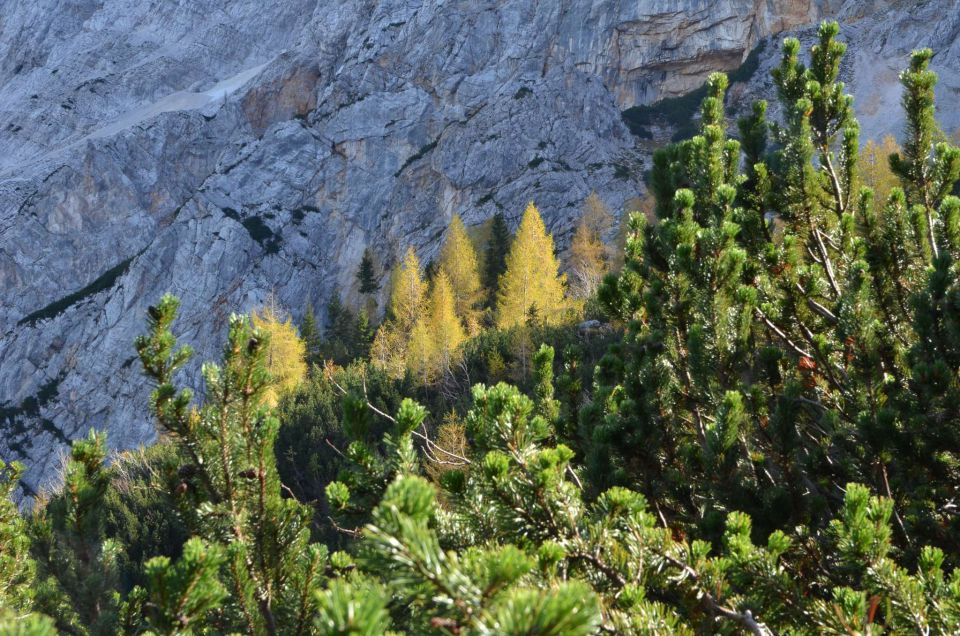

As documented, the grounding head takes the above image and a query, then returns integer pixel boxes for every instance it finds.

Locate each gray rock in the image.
[0,0,957,496]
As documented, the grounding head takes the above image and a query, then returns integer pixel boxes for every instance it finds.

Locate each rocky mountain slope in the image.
[1,0,957,495]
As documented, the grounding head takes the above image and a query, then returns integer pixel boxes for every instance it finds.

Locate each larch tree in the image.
[439,214,483,331]
[386,247,425,332]
[405,318,436,385]
[252,301,308,407]
[495,203,570,328]
[427,271,465,379]
[860,134,901,202]
[406,272,464,384]
[370,321,408,380]
[568,193,614,300]
[371,247,427,379]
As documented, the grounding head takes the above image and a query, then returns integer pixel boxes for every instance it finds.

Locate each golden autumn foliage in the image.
[250,302,307,406]
[860,135,901,203]
[388,247,426,331]
[406,271,464,383]
[427,271,465,374]
[370,323,407,380]
[568,193,615,299]
[496,202,571,328]
[438,214,482,329]
[373,247,428,379]
[405,319,435,384]
[569,222,606,300]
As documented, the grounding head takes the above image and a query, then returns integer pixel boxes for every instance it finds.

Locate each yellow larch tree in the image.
[860,135,901,203]
[370,323,407,380]
[405,271,464,384]
[373,246,428,380]
[428,271,465,377]
[250,301,307,407]
[406,318,435,384]
[388,247,426,332]
[438,214,482,331]
[568,193,614,300]
[495,202,571,328]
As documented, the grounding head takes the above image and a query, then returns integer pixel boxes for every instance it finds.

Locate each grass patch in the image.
[528,157,544,169]
[513,86,533,100]
[18,257,135,326]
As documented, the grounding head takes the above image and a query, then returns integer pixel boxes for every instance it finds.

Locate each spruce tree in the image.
[320,292,351,364]
[484,212,511,302]
[300,303,322,368]
[356,248,379,295]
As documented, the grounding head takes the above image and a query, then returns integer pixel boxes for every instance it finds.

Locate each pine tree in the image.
[136,537,228,634]
[532,344,559,422]
[356,248,379,295]
[0,461,36,616]
[30,430,121,634]
[252,301,308,407]
[496,203,570,328]
[135,295,325,635]
[591,22,960,562]
[439,214,483,326]
[591,71,758,516]
[484,212,511,302]
[5,26,960,636]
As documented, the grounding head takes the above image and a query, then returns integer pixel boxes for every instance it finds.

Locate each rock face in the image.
[0,0,957,495]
